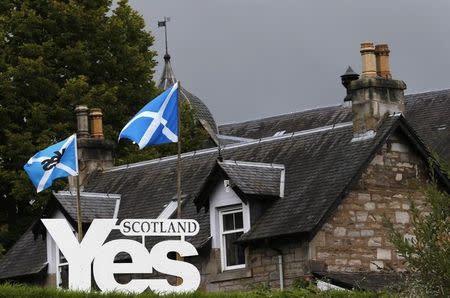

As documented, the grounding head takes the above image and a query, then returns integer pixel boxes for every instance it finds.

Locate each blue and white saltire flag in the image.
[119,82,179,149]
[24,134,78,193]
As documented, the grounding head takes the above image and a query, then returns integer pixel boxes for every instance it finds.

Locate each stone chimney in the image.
[346,42,406,136]
[69,106,114,189]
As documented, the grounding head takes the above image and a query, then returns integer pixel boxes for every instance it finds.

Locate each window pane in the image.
[234,212,243,229]
[225,232,245,267]
[223,213,235,231]
[59,265,69,288]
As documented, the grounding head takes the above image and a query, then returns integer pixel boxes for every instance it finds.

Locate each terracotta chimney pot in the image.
[375,44,392,79]
[360,42,377,78]
[89,108,104,139]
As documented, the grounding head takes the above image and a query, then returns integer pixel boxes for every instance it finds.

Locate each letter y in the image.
[42,219,117,291]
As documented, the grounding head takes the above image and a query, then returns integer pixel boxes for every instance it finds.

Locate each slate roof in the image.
[218,160,284,197]
[53,191,120,223]
[0,225,47,280]
[219,89,450,161]
[313,271,406,292]
[180,87,219,134]
[83,115,424,246]
[219,105,353,139]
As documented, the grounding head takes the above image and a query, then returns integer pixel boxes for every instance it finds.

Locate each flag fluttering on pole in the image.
[24,134,78,193]
[119,82,179,149]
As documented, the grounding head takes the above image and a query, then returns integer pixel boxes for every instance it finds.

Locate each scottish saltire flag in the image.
[119,82,179,149]
[24,134,78,193]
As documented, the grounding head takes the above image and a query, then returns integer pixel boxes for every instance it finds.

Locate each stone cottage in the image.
[0,42,448,292]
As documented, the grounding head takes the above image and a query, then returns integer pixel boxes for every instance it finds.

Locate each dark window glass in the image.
[223,213,235,231]
[234,212,243,229]
[225,232,245,267]
[59,266,69,288]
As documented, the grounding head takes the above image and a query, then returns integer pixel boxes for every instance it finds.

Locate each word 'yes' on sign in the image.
[42,218,201,294]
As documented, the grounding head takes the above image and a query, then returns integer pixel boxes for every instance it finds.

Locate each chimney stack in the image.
[75,105,89,138]
[89,108,104,139]
[69,106,113,190]
[345,41,406,137]
[375,44,392,79]
[360,42,377,78]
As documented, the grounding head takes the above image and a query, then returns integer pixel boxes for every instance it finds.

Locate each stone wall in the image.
[194,241,309,292]
[310,132,427,272]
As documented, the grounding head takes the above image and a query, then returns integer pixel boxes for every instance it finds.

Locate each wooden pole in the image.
[75,175,83,241]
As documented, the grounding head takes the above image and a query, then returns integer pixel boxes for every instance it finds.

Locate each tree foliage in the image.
[0,0,212,252]
[385,159,450,297]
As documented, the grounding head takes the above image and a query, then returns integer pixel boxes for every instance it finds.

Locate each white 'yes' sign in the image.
[42,218,201,294]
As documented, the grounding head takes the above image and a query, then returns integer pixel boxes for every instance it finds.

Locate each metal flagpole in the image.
[73,134,83,242]
[164,17,169,55]
[176,81,182,220]
[75,173,83,241]
[176,81,183,286]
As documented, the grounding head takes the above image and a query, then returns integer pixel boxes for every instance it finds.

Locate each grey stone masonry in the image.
[349,77,406,134]
[310,131,428,273]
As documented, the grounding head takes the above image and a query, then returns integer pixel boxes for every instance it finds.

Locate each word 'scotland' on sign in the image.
[42,218,201,294]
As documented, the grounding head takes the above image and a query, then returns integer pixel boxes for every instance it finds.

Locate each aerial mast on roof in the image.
[158,16,170,58]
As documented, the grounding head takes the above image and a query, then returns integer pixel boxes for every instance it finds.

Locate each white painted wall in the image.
[209,180,250,248]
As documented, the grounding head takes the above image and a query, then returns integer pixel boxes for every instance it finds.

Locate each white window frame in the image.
[55,228,77,288]
[219,205,246,271]
[56,247,69,288]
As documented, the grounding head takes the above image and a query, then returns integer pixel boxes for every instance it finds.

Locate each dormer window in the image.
[219,205,246,270]
[195,160,285,272]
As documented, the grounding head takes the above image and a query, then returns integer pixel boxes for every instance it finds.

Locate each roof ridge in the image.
[54,190,121,199]
[218,88,450,129]
[105,121,353,173]
[219,105,345,128]
[405,87,450,96]
[220,160,285,169]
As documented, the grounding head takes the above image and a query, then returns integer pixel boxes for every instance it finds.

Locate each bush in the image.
[385,159,450,297]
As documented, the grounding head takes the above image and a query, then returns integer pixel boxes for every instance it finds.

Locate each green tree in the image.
[0,0,212,252]
[385,160,450,297]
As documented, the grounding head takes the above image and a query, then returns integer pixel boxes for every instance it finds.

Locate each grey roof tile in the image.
[84,117,402,245]
[54,191,119,223]
[219,90,450,161]
[218,160,284,197]
[0,225,47,280]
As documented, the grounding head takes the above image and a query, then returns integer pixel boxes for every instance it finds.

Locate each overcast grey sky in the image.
[128,0,450,124]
